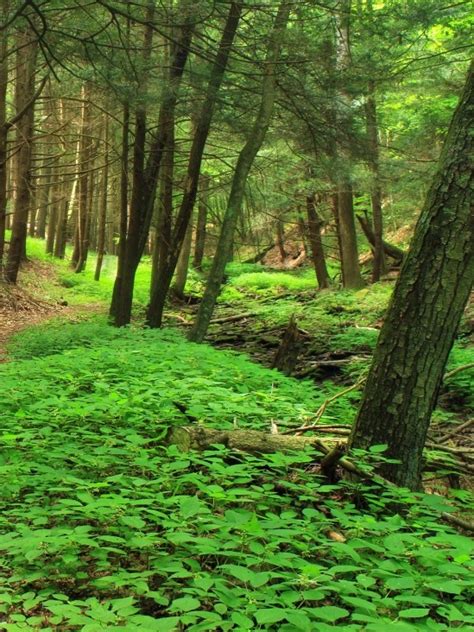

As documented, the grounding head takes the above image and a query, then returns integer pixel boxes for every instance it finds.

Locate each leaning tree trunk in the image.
[5,26,37,283]
[348,62,474,490]
[189,1,291,342]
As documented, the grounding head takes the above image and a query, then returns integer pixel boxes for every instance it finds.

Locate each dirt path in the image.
[0,283,104,362]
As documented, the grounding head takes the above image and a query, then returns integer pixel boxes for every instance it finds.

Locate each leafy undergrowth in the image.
[1,324,473,631]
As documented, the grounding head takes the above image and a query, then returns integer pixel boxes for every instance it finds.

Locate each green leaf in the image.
[169,597,201,613]
[426,580,462,594]
[309,606,349,622]
[386,577,416,590]
[255,608,287,624]
[398,608,430,619]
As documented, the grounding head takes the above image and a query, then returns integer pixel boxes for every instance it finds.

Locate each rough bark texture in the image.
[272,315,301,376]
[306,194,330,289]
[5,27,37,283]
[189,1,291,342]
[349,62,474,490]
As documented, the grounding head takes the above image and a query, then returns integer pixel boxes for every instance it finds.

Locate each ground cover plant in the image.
[1,324,473,631]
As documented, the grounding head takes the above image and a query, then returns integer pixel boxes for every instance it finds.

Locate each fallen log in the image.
[244,243,275,264]
[167,425,335,454]
[166,425,474,532]
[356,214,405,263]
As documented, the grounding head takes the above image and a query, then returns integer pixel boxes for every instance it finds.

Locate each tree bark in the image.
[356,212,404,263]
[334,0,364,289]
[348,62,474,490]
[365,79,386,281]
[73,86,93,273]
[306,194,330,289]
[168,425,332,455]
[94,114,109,281]
[5,25,37,283]
[193,175,209,270]
[172,213,193,298]
[189,1,291,342]
[0,0,9,271]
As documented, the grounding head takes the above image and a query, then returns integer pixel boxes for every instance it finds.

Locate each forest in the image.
[0,0,473,630]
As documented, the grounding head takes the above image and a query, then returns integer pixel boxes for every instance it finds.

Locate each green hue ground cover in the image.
[1,324,473,631]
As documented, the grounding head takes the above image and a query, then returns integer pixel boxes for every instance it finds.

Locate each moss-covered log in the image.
[167,425,336,455]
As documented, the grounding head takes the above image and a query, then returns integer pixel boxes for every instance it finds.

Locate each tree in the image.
[348,61,474,490]
[189,0,291,342]
[4,20,38,283]
[146,0,244,328]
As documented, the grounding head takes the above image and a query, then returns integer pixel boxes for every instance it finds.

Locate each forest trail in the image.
[0,260,104,362]
[0,292,103,362]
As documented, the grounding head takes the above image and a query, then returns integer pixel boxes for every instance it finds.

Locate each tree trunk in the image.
[334,0,364,289]
[356,213,404,263]
[276,217,286,262]
[0,0,8,271]
[193,175,209,270]
[74,87,93,273]
[172,214,193,298]
[306,194,330,289]
[109,101,129,317]
[168,425,333,455]
[365,79,386,281]
[146,1,243,328]
[5,26,37,283]
[348,62,474,490]
[111,8,193,326]
[189,1,291,342]
[95,114,109,281]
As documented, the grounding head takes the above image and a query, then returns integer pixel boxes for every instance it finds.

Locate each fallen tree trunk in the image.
[356,214,405,263]
[167,425,337,454]
[244,242,275,264]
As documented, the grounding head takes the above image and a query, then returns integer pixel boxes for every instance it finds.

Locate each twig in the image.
[426,442,474,456]
[294,376,366,435]
[441,512,474,533]
[438,418,474,443]
[444,363,474,381]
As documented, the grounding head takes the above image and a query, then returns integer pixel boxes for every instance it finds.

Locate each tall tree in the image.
[0,0,9,271]
[146,0,244,328]
[348,61,474,490]
[5,21,38,283]
[189,0,291,342]
[334,0,364,289]
[111,5,194,326]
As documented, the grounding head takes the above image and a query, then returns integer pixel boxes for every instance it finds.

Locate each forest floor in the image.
[1,239,473,630]
[0,259,102,362]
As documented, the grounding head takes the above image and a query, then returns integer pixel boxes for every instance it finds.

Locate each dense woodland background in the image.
[0,1,473,630]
